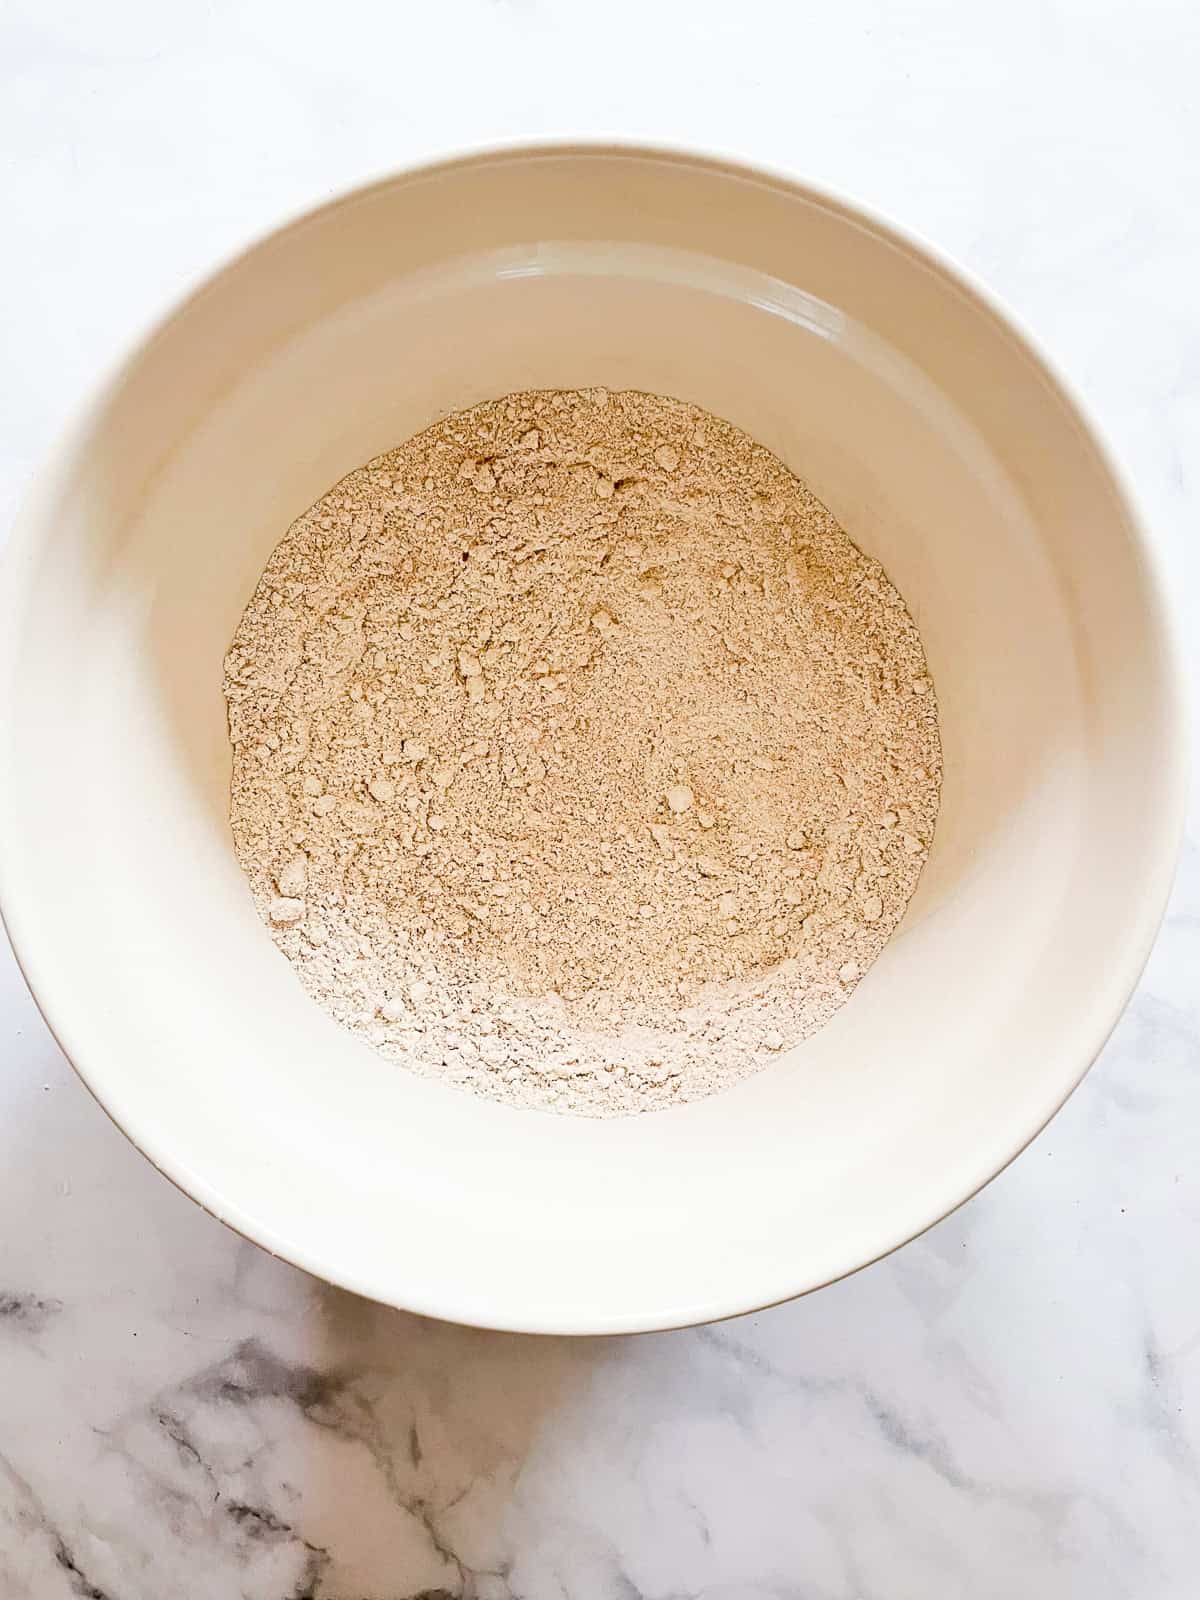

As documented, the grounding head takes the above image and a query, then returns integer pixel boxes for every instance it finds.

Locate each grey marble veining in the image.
[2,1,1198,1596]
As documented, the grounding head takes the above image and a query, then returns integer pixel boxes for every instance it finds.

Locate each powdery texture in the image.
[224,389,941,1115]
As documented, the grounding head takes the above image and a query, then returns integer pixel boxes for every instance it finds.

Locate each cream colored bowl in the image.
[0,145,1185,1333]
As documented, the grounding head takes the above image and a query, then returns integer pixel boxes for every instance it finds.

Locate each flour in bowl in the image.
[223,389,941,1114]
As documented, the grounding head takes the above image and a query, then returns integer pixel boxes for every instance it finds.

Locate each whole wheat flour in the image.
[224,389,941,1115]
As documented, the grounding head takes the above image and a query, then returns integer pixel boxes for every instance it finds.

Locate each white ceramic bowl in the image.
[0,144,1185,1333]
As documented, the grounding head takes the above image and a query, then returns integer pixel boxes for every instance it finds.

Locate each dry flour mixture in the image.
[224,389,941,1114]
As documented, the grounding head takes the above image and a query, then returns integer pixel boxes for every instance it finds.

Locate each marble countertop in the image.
[2,2,1198,1596]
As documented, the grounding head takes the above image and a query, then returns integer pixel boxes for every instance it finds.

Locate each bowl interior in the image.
[1,149,1181,1331]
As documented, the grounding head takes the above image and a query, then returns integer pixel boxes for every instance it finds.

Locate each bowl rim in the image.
[0,137,1189,1334]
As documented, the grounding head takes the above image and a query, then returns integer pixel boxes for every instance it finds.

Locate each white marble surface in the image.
[3,2,1199,1596]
